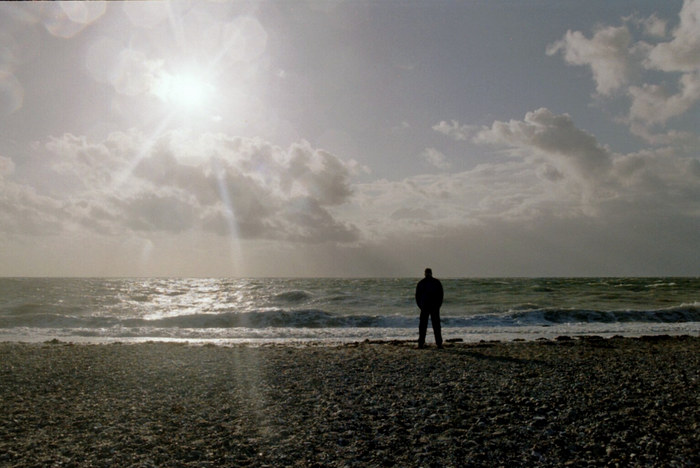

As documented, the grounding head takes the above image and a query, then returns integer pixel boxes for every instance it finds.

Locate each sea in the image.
[0,277,698,345]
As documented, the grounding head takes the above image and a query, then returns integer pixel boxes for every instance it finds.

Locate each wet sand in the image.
[1,335,698,467]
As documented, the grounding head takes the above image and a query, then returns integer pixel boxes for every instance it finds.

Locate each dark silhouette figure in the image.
[415,268,443,349]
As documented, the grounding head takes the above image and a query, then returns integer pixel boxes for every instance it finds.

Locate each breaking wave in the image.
[2,304,698,330]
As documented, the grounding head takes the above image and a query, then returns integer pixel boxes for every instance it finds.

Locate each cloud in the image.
[546,25,634,95]
[348,158,580,242]
[645,0,700,72]
[547,2,700,140]
[426,3,700,271]
[432,120,476,141]
[421,148,451,170]
[0,155,15,177]
[390,207,434,221]
[636,13,668,38]
[627,1,700,129]
[628,72,700,127]
[349,142,700,275]
[6,120,698,275]
[5,131,360,244]
[119,192,198,234]
[428,104,699,239]
[285,142,355,206]
[0,178,66,236]
[629,128,700,148]
[1,152,67,238]
[546,0,698,127]
[113,49,165,97]
[474,108,613,182]
[0,71,24,117]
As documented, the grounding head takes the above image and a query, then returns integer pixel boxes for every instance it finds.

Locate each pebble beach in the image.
[1,336,698,467]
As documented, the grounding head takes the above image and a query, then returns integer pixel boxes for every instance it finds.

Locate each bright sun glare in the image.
[153,72,215,111]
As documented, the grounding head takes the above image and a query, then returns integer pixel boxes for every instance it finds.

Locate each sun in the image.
[152,71,215,111]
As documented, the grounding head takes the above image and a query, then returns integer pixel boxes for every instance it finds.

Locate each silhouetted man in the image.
[415,268,443,349]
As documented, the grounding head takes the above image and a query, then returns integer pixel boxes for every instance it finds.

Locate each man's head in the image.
[424,268,433,278]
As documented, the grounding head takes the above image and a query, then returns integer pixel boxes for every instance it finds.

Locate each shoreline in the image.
[2,335,698,466]
[1,321,698,346]
[2,330,699,347]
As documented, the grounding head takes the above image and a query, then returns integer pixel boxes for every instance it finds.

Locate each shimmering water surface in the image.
[0,277,698,343]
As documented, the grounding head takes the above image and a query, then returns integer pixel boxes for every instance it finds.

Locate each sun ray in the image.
[213,159,245,277]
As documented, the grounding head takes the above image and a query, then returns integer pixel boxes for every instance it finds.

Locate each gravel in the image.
[1,335,698,467]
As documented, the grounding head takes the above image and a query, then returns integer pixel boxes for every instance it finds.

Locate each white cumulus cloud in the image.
[432,120,476,141]
[628,72,700,127]
[547,1,700,140]
[546,25,634,95]
[645,0,700,72]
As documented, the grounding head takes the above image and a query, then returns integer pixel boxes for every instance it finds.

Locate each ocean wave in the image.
[448,304,700,327]
[1,303,698,330]
[0,313,119,329]
[544,304,699,324]
[271,290,313,304]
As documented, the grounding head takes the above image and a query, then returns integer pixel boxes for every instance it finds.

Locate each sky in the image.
[0,0,698,277]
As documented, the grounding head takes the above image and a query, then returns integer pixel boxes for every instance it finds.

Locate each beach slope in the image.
[1,336,698,466]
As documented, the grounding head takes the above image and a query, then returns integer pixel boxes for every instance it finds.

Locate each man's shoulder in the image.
[418,277,441,287]
[418,277,442,286]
